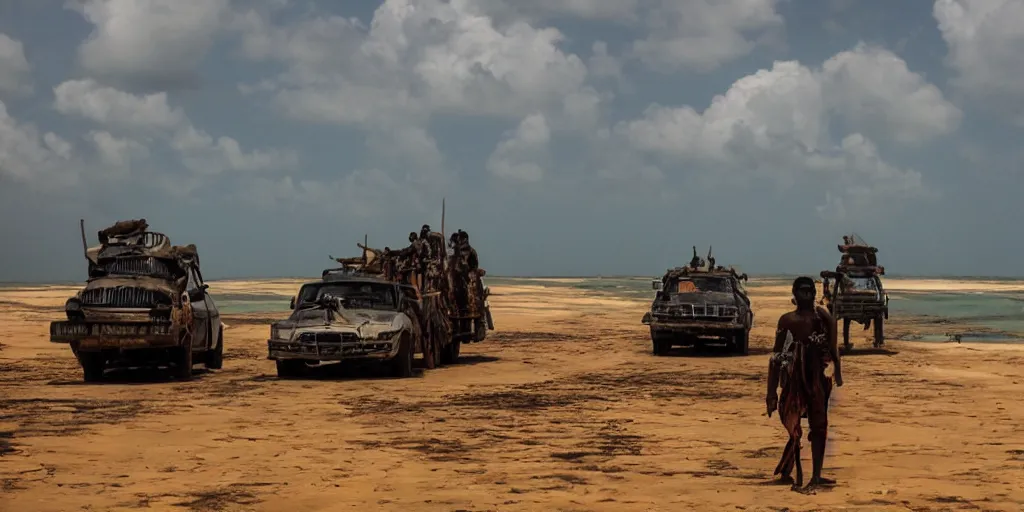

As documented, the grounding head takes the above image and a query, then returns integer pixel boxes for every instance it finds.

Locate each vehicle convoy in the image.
[49,219,223,382]
[267,272,421,378]
[820,234,889,352]
[641,247,753,355]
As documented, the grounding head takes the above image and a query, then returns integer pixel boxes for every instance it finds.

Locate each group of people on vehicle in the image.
[335,225,485,317]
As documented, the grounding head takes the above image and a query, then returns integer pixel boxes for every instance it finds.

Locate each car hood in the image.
[285,308,404,333]
[666,292,736,305]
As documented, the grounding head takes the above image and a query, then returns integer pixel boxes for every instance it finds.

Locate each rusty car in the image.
[821,234,889,352]
[267,272,419,378]
[642,254,753,356]
[49,219,223,382]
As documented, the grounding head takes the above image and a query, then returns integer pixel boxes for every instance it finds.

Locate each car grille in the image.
[654,303,738,321]
[93,257,175,279]
[297,332,360,344]
[81,286,173,308]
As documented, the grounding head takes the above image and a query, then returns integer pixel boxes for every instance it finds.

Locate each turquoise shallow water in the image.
[484,277,1024,343]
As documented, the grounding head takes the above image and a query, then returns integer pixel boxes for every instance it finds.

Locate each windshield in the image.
[672,276,732,294]
[845,277,878,292]
[296,282,397,310]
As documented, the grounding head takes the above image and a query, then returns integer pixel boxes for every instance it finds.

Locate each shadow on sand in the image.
[268,353,501,381]
[49,366,213,386]
[658,343,763,358]
[840,347,899,357]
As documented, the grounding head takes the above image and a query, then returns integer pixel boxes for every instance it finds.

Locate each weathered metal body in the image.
[642,262,753,355]
[820,235,889,351]
[324,228,494,367]
[267,275,417,378]
[49,220,223,382]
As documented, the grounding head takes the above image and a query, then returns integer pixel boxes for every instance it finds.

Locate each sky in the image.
[1,0,1023,282]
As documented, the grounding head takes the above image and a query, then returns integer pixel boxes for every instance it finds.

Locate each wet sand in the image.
[1,280,1022,511]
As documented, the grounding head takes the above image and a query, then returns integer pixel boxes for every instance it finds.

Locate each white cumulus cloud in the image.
[934,0,1024,123]
[69,0,233,90]
[0,33,32,96]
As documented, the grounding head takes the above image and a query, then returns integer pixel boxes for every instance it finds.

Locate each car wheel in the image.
[276,359,307,379]
[734,329,750,356]
[79,352,106,383]
[441,338,461,365]
[873,315,884,347]
[392,335,414,378]
[205,326,224,370]
[473,317,487,342]
[651,330,671,355]
[175,343,193,381]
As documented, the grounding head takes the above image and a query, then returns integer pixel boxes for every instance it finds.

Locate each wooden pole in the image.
[79,219,88,260]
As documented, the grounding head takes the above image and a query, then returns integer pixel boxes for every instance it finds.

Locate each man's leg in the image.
[806,395,835,487]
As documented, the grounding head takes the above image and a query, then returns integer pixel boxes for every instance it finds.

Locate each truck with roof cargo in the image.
[820,234,889,352]
[49,219,223,382]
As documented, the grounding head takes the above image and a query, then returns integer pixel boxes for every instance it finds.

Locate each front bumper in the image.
[833,302,887,319]
[50,320,178,350]
[267,335,400,361]
[647,317,745,336]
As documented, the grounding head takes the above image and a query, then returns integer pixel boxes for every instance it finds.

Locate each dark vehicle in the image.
[821,234,889,352]
[641,262,753,355]
[267,273,421,378]
[49,219,223,382]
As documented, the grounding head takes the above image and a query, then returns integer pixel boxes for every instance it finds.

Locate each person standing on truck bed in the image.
[766,276,844,492]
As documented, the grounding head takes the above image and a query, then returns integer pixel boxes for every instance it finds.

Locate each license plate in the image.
[52,323,90,337]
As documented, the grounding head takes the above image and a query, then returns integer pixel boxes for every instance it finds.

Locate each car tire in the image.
[734,329,750,356]
[653,339,673,355]
[205,326,224,370]
[392,335,414,378]
[841,318,853,354]
[175,343,193,381]
[441,338,461,365]
[79,352,106,383]
[651,330,672,356]
[473,317,487,342]
[873,315,884,347]
[276,359,307,379]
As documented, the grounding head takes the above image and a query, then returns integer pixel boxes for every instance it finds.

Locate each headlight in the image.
[270,326,293,340]
[371,329,401,341]
[65,298,81,311]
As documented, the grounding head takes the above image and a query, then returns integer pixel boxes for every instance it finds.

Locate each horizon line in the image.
[3,273,1024,286]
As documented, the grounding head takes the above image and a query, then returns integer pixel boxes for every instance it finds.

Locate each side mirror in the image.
[651,279,663,291]
[289,296,296,309]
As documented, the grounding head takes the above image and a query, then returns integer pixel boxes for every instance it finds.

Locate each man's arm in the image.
[766,315,789,416]
[817,306,843,387]
[767,316,787,396]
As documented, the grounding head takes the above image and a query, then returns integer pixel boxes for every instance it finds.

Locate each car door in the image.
[198,270,220,349]
[185,267,210,350]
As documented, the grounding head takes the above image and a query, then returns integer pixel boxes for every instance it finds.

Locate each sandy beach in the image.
[1,279,1022,511]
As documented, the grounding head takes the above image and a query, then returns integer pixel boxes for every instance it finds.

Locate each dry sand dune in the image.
[1,281,1022,511]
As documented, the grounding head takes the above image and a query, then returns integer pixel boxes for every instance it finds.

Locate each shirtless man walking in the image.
[766,276,844,491]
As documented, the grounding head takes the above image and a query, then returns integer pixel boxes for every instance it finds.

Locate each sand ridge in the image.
[0,280,1022,511]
